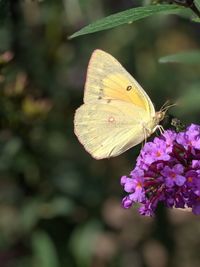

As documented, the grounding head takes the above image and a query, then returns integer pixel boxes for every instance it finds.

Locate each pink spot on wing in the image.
[108,116,115,123]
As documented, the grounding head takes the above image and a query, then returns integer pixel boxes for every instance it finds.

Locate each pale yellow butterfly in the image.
[74,49,166,159]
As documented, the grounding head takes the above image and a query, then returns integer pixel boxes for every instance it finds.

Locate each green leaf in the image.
[192,17,200,22]
[173,85,200,118]
[194,0,200,11]
[21,197,75,232]
[191,0,200,22]
[69,220,102,267]
[69,4,183,39]
[159,50,200,64]
[32,231,59,267]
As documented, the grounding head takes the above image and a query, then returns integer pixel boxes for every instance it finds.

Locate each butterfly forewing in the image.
[84,49,155,116]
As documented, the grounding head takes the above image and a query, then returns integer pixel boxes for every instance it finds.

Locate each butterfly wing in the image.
[84,49,155,116]
[74,100,150,159]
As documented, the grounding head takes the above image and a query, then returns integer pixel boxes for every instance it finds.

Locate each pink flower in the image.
[121,124,200,216]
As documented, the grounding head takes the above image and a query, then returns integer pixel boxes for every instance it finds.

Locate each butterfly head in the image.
[155,101,176,124]
[155,110,165,123]
[153,111,165,130]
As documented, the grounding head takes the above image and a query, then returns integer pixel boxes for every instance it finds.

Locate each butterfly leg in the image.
[141,127,146,148]
[142,125,151,147]
[154,124,165,135]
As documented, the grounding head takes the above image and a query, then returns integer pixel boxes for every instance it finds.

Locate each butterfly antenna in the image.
[160,100,170,111]
[160,101,177,113]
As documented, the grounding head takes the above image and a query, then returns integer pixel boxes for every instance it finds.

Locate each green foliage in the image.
[69,221,102,267]
[0,1,200,267]
[192,17,200,22]
[195,0,200,11]
[32,231,59,267]
[69,4,183,39]
[176,85,200,117]
[159,50,200,64]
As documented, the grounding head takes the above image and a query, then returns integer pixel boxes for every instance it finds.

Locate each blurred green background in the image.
[0,1,200,267]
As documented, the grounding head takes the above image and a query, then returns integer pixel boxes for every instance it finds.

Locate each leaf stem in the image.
[171,0,200,18]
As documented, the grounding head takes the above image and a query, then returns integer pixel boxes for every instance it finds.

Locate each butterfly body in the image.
[74,50,165,159]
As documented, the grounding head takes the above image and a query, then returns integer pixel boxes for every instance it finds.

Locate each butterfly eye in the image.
[126,85,132,91]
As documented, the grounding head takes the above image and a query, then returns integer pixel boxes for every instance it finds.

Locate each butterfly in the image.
[74,49,167,159]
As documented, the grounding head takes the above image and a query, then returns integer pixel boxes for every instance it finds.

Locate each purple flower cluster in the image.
[121,124,200,216]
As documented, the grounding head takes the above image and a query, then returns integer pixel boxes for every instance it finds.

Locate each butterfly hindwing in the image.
[74,100,150,159]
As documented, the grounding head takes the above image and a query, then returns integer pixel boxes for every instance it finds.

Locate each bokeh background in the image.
[0,1,200,267]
